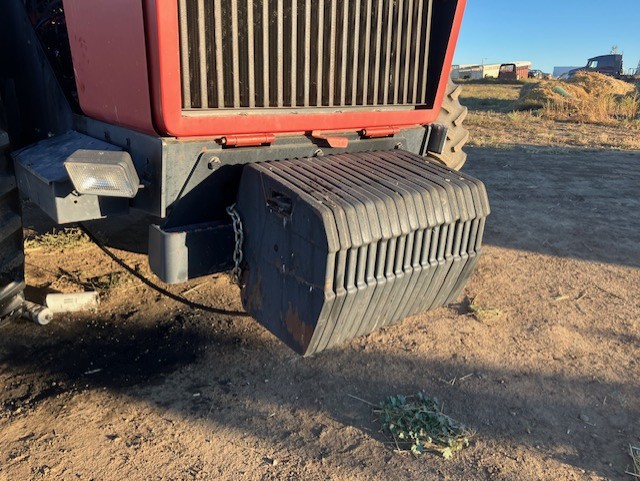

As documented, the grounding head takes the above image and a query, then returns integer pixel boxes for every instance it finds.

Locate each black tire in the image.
[0,97,25,321]
[428,78,469,171]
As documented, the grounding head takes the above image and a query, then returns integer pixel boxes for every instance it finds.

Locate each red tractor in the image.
[0,0,488,355]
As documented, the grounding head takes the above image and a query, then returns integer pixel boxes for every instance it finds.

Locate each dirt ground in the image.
[1,88,639,480]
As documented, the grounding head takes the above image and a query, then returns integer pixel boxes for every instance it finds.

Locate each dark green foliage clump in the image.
[377,392,472,459]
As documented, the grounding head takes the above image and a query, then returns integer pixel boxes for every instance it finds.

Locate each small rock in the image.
[311,424,327,438]
[579,414,590,423]
[264,457,278,466]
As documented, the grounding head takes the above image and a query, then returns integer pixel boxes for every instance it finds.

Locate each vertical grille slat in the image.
[327,0,337,106]
[371,0,384,105]
[339,0,349,106]
[402,0,414,103]
[382,0,394,105]
[290,0,297,106]
[392,0,404,104]
[246,0,256,107]
[303,0,311,107]
[196,0,209,107]
[421,0,434,103]
[350,0,361,106]
[361,0,373,105]
[316,0,325,107]
[262,0,270,107]
[213,0,225,107]
[179,0,434,110]
[276,0,284,106]
[411,0,424,102]
[231,0,241,107]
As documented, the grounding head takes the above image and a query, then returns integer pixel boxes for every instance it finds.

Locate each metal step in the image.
[236,149,490,355]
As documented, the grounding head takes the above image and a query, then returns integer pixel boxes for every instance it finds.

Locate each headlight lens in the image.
[65,150,140,198]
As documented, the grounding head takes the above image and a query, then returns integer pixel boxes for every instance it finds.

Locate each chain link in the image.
[226,203,244,286]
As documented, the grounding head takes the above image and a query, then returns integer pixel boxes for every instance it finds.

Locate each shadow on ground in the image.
[465,145,640,268]
[459,97,517,113]
[1,304,637,480]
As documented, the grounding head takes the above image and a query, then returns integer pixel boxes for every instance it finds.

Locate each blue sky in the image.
[454,1,640,74]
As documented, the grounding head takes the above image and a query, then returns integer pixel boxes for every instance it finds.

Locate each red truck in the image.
[0,0,489,355]
[498,62,531,81]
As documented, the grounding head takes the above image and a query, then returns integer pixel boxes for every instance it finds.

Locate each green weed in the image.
[466,296,503,322]
[376,392,472,459]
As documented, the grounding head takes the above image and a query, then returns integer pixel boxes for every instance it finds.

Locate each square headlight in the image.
[64,149,140,198]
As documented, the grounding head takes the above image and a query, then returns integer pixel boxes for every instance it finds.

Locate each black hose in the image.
[78,224,250,318]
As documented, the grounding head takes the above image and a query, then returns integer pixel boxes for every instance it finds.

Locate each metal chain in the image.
[226,203,244,286]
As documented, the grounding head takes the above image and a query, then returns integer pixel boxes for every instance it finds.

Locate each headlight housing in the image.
[64,150,140,198]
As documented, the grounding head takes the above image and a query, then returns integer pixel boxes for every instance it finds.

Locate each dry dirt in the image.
[1,92,639,480]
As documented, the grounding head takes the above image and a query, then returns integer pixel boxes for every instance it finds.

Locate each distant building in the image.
[452,63,502,80]
[552,66,580,78]
[482,64,502,78]
[452,64,482,80]
[452,63,502,79]
[452,62,529,80]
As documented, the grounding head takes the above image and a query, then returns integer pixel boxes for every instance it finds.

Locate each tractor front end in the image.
[0,0,489,354]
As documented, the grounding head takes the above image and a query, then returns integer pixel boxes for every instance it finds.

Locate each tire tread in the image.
[428,78,470,171]
[0,104,25,320]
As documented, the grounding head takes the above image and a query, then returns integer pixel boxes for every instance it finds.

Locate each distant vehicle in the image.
[553,66,581,78]
[528,69,550,79]
[498,62,530,80]
[568,54,624,78]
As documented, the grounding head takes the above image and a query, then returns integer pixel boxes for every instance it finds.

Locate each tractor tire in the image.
[0,99,25,321]
[428,78,469,171]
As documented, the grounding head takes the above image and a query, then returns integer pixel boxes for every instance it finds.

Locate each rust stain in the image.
[284,303,314,350]
[242,268,263,313]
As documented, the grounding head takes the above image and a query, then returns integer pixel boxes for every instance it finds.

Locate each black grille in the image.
[178,0,434,109]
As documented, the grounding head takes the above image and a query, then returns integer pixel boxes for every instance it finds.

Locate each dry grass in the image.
[464,295,503,323]
[24,227,90,252]
[541,93,639,124]
[629,445,640,478]
[459,83,522,113]
[466,111,640,150]
[54,267,131,298]
[516,72,639,124]
[457,78,640,150]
